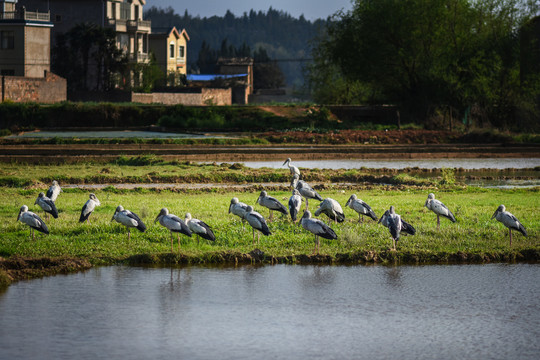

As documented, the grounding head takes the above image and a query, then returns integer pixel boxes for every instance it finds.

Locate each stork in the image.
[378,206,416,250]
[424,193,456,230]
[155,208,192,252]
[79,193,100,223]
[283,158,300,187]
[229,197,249,229]
[345,194,378,222]
[17,205,49,240]
[288,189,302,222]
[256,190,288,220]
[491,205,527,246]
[34,192,59,220]
[185,213,216,244]
[296,180,323,211]
[244,205,271,245]
[300,210,337,254]
[314,198,345,224]
[112,205,146,241]
[46,180,62,202]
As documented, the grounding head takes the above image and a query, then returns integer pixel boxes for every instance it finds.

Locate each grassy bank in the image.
[1,187,538,267]
[0,160,452,188]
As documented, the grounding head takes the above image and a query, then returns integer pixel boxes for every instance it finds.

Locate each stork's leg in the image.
[358,213,362,223]
[197,235,200,246]
[317,236,320,254]
[31,228,34,241]
[437,215,440,231]
[509,229,512,246]
[252,228,256,245]
[257,231,260,245]
[177,234,181,252]
[305,198,309,211]
[170,231,174,252]
[128,228,131,241]
[392,238,396,251]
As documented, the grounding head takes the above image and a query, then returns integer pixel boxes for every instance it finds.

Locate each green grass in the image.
[1,187,538,264]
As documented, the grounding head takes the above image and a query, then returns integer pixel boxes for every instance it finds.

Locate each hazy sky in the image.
[146,0,353,21]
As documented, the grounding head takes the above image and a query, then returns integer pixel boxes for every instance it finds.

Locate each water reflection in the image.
[0,264,539,360]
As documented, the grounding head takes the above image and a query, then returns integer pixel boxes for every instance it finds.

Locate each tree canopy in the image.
[308,0,540,129]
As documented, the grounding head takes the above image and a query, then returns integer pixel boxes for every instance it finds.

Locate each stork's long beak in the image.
[491,210,498,219]
[154,215,160,223]
[377,216,382,224]
[424,199,429,207]
[111,212,116,221]
[16,209,21,221]
[228,204,232,214]
[282,160,288,166]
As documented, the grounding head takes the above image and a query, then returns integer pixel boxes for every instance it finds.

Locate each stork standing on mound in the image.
[345,194,377,222]
[79,193,100,223]
[112,205,146,241]
[283,158,300,187]
[491,205,527,246]
[155,208,191,252]
[296,180,323,211]
[315,198,345,224]
[46,180,62,202]
[244,205,271,245]
[185,212,215,244]
[424,193,456,230]
[35,192,59,220]
[300,210,337,254]
[378,206,416,250]
[17,205,49,240]
[257,190,288,220]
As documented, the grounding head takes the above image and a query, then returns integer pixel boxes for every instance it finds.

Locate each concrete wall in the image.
[1,71,66,103]
[131,88,231,105]
[24,25,51,77]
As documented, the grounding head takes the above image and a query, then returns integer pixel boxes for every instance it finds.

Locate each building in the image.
[0,0,52,77]
[18,0,151,79]
[149,26,189,85]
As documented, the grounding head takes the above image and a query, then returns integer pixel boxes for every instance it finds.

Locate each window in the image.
[169,43,175,58]
[120,2,130,20]
[0,31,14,50]
[55,14,62,22]
[178,45,185,59]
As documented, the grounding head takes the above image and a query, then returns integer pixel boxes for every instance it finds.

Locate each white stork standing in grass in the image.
[112,205,146,241]
[17,205,49,240]
[35,192,59,220]
[296,180,323,211]
[315,198,345,224]
[185,213,216,245]
[283,158,300,187]
[46,180,62,202]
[300,210,337,254]
[424,193,456,230]
[491,205,527,246]
[288,189,302,222]
[79,193,100,223]
[378,206,416,250]
[256,190,288,220]
[345,194,378,222]
[155,208,192,252]
[244,205,271,245]
[229,197,249,230]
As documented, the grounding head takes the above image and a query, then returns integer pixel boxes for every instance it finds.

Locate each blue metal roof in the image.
[186,74,247,81]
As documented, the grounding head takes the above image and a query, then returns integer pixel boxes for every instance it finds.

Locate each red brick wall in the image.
[1,72,66,103]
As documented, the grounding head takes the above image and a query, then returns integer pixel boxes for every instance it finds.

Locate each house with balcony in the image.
[0,0,66,103]
[18,0,151,84]
[149,26,189,86]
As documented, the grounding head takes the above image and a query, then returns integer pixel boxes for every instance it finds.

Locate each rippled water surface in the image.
[1,264,539,360]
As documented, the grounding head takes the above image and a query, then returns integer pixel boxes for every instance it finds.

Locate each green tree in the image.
[309,0,539,129]
[253,46,286,89]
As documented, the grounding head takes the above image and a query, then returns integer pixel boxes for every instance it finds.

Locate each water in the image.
[1,264,539,360]
[6,130,234,139]
[240,158,540,170]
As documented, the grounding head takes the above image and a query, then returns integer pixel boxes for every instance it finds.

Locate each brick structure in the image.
[131,88,231,106]
[1,71,66,102]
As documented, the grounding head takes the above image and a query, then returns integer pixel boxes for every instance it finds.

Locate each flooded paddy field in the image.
[1,264,539,360]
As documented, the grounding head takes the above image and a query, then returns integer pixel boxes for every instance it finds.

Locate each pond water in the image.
[1,264,539,360]
[239,158,540,170]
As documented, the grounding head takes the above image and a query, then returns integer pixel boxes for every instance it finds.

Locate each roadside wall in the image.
[131,88,231,105]
[1,72,66,103]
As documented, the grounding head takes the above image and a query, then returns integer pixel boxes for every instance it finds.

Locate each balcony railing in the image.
[0,10,50,21]
[127,19,151,32]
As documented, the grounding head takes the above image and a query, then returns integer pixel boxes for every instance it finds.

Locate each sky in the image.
[146,0,354,21]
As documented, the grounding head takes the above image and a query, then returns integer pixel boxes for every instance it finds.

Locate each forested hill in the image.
[144,6,330,87]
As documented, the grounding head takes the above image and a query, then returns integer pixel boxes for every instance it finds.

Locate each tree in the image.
[253,46,286,89]
[309,0,539,129]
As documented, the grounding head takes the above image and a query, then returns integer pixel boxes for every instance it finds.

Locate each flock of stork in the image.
[16,158,528,254]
